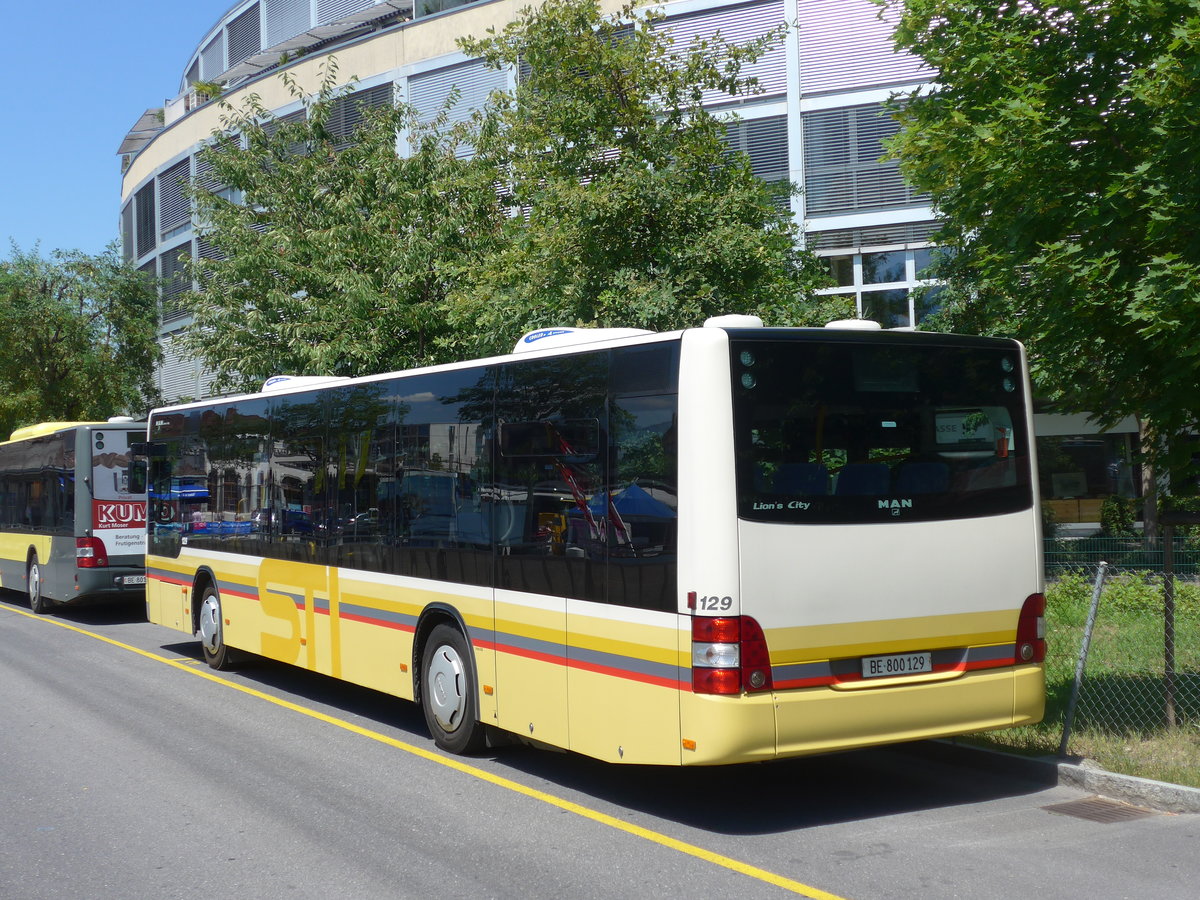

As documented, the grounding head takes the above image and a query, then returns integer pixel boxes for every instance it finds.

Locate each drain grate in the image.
[1043,796,1158,823]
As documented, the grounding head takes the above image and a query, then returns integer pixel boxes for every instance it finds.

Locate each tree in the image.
[889,0,1200,477]
[182,3,835,388]
[445,0,830,356]
[0,244,160,438]
[182,60,506,393]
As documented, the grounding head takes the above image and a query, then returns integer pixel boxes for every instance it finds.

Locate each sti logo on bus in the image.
[879,499,913,516]
[94,501,147,528]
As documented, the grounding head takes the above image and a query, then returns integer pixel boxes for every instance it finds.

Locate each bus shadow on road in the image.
[157,640,434,740]
[488,739,1060,834]
[148,640,1058,836]
[0,589,146,625]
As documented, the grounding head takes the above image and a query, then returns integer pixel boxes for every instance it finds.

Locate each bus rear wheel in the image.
[420,624,486,754]
[27,555,49,615]
[198,585,237,670]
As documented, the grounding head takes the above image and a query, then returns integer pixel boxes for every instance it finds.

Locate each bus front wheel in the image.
[27,555,49,615]
[420,624,486,754]
[198,585,236,670]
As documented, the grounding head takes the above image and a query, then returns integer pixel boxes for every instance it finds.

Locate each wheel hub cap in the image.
[427,646,466,733]
[199,597,221,654]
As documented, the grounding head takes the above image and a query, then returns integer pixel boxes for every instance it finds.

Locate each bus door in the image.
[492,423,583,749]
[566,359,682,765]
[492,353,608,748]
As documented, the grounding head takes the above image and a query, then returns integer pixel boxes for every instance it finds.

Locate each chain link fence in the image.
[1045,538,1200,759]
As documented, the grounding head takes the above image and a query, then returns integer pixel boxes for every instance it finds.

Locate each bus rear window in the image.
[731,337,1033,524]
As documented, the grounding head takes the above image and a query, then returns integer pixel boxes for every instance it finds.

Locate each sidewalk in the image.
[902,740,1200,814]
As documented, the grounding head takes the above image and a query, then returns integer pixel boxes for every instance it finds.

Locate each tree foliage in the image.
[890,0,1200,462]
[181,2,830,386]
[448,0,829,355]
[0,244,160,437]
[182,60,505,393]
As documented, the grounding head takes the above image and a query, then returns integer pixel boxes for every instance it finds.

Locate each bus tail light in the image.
[1016,593,1045,663]
[739,616,773,692]
[76,537,109,568]
[692,616,774,695]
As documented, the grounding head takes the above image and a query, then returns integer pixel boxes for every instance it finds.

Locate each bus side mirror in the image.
[131,441,167,457]
[128,459,148,495]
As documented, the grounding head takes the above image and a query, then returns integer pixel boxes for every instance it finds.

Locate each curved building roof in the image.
[179,1,414,94]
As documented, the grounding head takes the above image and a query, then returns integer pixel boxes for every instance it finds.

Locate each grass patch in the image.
[966,571,1200,789]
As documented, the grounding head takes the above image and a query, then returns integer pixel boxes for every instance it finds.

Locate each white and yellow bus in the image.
[140,316,1044,765]
[0,419,148,613]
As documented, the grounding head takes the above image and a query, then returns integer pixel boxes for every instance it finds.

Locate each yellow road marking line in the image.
[1,602,848,900]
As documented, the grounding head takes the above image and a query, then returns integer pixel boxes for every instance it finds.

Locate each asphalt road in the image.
[1,591,1196,900]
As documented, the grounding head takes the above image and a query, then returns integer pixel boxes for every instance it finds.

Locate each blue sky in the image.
[0,2,229,259]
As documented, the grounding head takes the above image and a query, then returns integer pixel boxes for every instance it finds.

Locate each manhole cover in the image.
[1043,796,1158,823]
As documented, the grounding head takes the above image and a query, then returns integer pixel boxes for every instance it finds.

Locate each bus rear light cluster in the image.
[75,537,109,569]
[692,615,773,695]
[1016,593,1046,663]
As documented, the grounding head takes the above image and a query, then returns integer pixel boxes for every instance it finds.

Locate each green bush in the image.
[1102,573,1167,615]
[1099,495,1137,537]
[1048,570,1200,617]
[1045,571,1094,627]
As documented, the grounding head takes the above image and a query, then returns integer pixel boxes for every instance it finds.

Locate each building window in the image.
[408,60,507,158]
[862,250,906,284]
[802,103,930,216]
[327,82,394,148]
[1038,433,1140,525]
[815,247,943,328]
[227,4,262,70]
[159,243,193,322]
[158,159,192,242]
[135,183,156,259]
[200,32,226,81]
[655,1,789,104]
[318,0,376,24]
[724,115,789,208]
[266,0,310,44]
[121,203,134,262]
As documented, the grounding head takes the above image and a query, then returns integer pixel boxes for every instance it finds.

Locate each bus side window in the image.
[606,390,678,611]
[495,352,607,605]
[392,366,494,588]
[270,392,326,563]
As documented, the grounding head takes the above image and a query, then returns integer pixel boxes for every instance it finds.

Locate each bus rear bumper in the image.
[680,665,1044,765]
[68,566,148,604]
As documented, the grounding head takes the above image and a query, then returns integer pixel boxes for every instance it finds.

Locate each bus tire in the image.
[27,555,50,615]
[420,623,486,754]
[198,584,237,670]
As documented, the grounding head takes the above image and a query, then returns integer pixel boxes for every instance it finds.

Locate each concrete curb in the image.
[1051,755,1200,815]
[902,740,1200,814]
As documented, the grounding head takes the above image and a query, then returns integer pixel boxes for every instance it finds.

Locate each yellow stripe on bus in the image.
[0,533,52,565]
